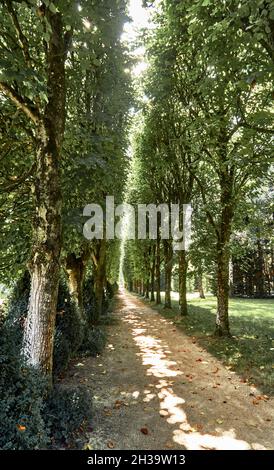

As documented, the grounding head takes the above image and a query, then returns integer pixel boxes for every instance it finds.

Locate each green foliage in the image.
[3,271,30,346]
[124,0,273,332]
[44,386,93,447]
[83,275,97,325]
[0,273,93,450]
[53,278,84,376]
[0,321,48,449]
[80,326,107,357]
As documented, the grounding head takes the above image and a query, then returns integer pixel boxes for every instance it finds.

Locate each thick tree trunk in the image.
[164,240,172,308]
[179,250,188,316]
[215,182,233,337]
[93,239,107,322]
[150,244,156,301]
[66,253,86,317]
[23,127,62,377]
[156,227,161,304]
[229,259,234,298]
[215,244,231,336]
[23,12,66,378]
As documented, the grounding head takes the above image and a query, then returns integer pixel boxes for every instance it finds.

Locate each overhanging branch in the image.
[5,0,33,68]
[0,82,39,124]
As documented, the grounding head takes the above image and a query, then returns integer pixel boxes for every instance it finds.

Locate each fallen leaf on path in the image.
[254,395,269,402]
[113,400,125,409]
[252,399,260,405]
[213,367,219,374]
[107,441,115,449]
[216,419,223,425]
[17,424,26,432]
[194,423,203,431]
[140,427,149,435]
[196,358,202,362]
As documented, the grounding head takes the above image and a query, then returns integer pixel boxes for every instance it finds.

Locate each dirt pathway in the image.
[65,290,274,450]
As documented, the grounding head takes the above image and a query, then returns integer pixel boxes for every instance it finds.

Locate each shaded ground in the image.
[152,294,274,395]
[64,290,274,450]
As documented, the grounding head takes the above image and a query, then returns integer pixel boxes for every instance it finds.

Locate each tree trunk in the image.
[215,243,231,336]
[142,279,145,297]
[66,253,86,317]
[93,239,107,322]
[150,244,156,301]
[23,12,66,379]
[215,185,233,337]
[156,225,161,304]
[164,240,172,308]
[198,272,205,299]
[179,250,188,316]
[145,280,150,299]
[255,238,265,298]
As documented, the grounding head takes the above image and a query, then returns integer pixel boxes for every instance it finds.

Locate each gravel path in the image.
[65,290,274,450]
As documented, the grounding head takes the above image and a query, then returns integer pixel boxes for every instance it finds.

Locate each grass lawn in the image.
[148,293,274,396]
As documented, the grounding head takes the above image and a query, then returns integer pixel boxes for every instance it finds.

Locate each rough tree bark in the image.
[93,239,107,322]
[197,271,206,299]
[150,244,156,302]
[179,250,188,316]
[66,253,87,317]
[145,280,150,299]
[155,222,162,304]
[23,11,66,378]
[163,240,173,309]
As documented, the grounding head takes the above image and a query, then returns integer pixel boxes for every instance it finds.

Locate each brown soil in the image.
[64,290,274,450]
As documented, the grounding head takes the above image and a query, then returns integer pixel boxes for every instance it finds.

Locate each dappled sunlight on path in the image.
[119,291,273,450]
[66,290,274,450]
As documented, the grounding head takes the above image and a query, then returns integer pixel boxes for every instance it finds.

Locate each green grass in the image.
[149,294,274,396]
